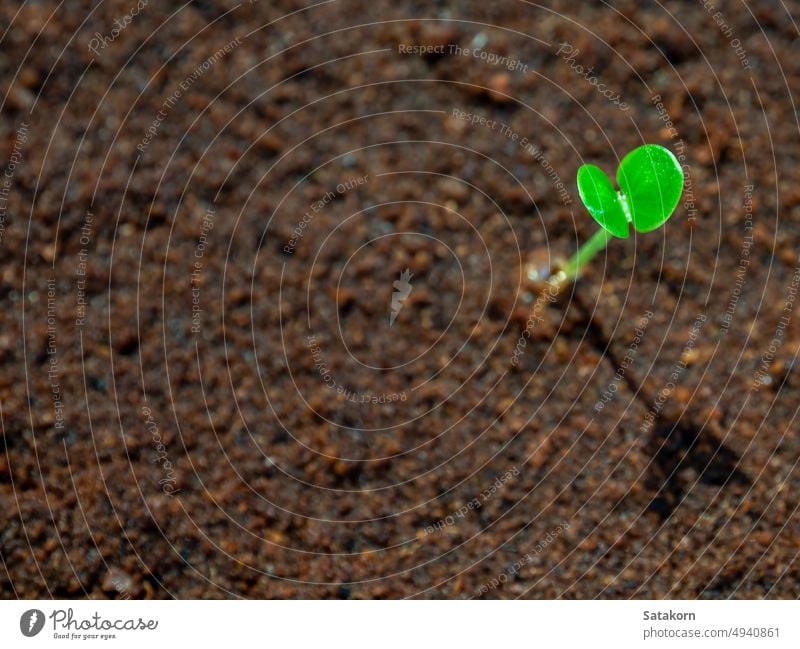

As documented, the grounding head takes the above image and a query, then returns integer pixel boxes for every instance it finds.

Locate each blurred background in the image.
[1,0,799,598]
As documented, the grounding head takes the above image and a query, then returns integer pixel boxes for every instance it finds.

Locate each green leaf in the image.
[616,144,683,233]
[577,164,629,238]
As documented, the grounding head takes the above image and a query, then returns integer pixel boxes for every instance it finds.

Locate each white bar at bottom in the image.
[2,600,796,648]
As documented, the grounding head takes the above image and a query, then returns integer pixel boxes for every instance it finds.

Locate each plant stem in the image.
[548,227,614,293]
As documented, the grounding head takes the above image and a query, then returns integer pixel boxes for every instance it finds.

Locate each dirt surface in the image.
[1,0,800,599]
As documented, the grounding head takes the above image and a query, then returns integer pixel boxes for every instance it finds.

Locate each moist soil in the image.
[1,0,800,598]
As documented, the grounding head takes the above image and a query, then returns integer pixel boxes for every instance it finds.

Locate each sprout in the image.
[547,144,683,291]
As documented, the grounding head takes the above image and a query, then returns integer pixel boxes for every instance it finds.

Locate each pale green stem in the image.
[548,227,614,293]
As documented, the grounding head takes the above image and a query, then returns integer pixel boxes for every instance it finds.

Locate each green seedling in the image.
[547,144,683,292]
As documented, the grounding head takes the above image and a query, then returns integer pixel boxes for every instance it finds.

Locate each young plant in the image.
[546,144,683,292]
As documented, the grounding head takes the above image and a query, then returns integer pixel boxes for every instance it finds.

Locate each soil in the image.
[1,0,800,599]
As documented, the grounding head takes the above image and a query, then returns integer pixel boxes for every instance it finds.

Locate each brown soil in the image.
[1,0,799,598]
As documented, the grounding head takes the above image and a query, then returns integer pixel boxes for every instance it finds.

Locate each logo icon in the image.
[20,609,45,637]
[389,268,413,326]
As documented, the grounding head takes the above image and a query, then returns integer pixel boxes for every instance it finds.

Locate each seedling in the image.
[545,144,683,292]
